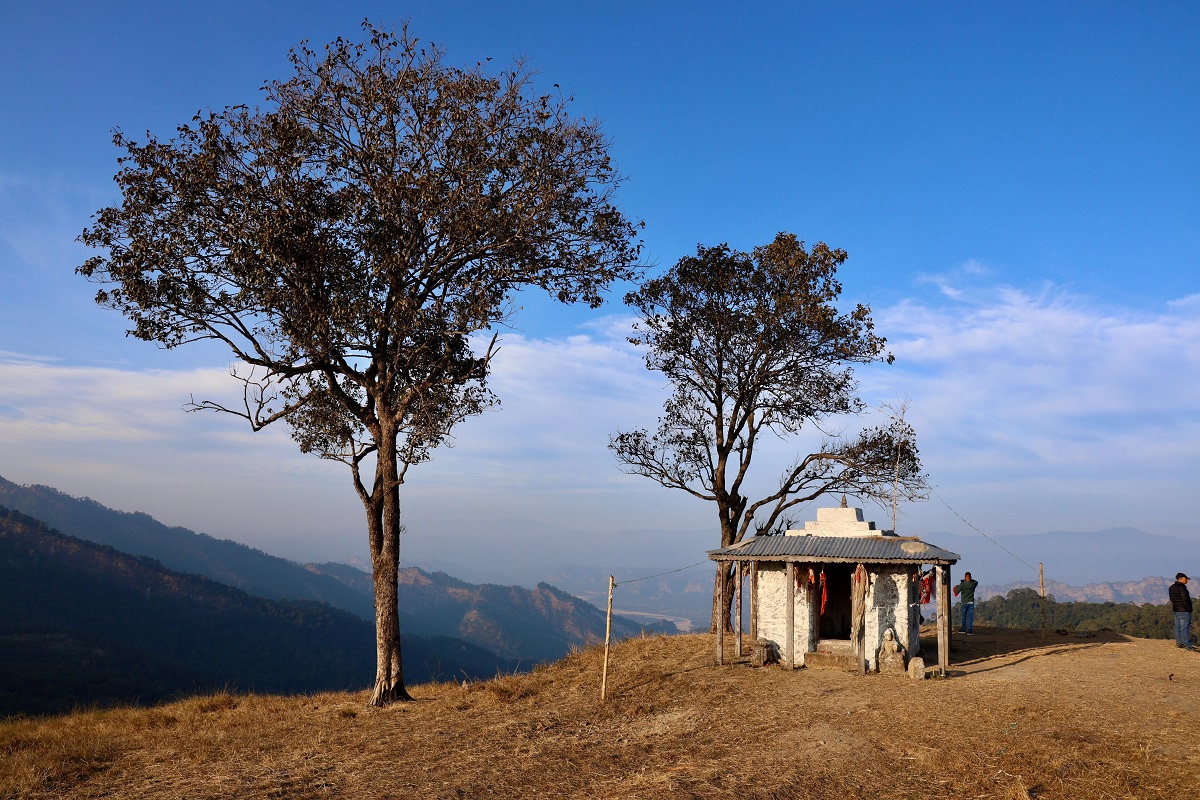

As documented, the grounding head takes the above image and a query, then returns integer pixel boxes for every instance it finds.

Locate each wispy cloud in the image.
[868,280,1200,536]
[3,278,1199,572]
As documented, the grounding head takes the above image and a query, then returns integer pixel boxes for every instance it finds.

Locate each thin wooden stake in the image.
[601,574,615,701]
[1039,562,1047,643]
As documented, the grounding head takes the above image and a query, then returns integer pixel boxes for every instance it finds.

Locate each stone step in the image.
[804,649,862,671]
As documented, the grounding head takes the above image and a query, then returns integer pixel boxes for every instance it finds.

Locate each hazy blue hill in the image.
[309,564,678,663]
[0,476,375,619]
[0,506,514,717]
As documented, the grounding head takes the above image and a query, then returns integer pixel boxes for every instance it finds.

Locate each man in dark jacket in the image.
[1169,573,1193,650]
[955,572,979,635]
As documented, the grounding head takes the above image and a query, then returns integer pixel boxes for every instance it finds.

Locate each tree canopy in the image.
[79,22,642,704]
[610,233,924,630]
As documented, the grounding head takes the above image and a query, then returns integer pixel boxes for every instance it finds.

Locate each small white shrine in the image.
[708,501,960,675]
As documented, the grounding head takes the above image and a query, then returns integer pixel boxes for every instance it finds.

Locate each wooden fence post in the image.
[1039,562,1046,643]
[601,575,615,701]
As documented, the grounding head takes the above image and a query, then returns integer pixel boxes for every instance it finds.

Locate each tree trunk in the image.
[709,510,740,633]
[366,424,412,706]
[709,562,738,633]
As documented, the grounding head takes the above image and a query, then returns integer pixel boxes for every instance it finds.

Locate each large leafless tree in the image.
[78,23,642,705]
[609,234,924,632]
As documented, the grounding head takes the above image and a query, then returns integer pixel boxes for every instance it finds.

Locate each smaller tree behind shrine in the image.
[609,233,925,632]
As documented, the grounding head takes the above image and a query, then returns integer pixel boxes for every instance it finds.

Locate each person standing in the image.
[1169,572,1193,650]
[955,572,979,635]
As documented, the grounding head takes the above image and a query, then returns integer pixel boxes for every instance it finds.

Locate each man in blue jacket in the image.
[1169,572,1194,650]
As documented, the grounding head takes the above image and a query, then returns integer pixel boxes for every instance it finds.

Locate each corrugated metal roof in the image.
[707,534,959,565]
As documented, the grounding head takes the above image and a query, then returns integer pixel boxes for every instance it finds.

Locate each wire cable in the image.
[930,486,1041,575]
[619,561,710,585]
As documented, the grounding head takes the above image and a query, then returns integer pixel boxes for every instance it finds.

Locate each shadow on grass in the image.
[920,626,1136,675]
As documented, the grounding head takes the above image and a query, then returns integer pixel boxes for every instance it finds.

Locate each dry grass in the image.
[3,627,1199,799]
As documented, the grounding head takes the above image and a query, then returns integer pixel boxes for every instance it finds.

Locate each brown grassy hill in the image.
[4,628,1199,799]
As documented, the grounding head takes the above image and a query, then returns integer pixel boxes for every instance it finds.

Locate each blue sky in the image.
[1,2,1197,583]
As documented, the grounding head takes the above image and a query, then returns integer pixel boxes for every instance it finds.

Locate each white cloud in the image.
[3,281,1200,580]
[868,283,1200,537]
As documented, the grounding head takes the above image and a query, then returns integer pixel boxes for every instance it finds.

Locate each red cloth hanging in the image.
[819,569,827,616]
[920,572,934,604]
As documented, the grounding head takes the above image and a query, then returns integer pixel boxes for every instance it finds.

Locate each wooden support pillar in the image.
[786,561,795,670]
[735,560,743,658]
[856,564,867,676]
[717,561,725,666]
[936,565,951,677]
[750,562,759,642]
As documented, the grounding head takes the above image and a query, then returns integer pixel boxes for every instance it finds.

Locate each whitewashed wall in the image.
[755,563,817,663]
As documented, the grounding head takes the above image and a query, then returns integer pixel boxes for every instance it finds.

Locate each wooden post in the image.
[1039,562,1047,643]
[716,563,725,666]
[735,560,743,658]
[936,565,950,677]
[786,562,795,670]
[601,575,615,701]
[750,561,759,643]
[857,564,867,675]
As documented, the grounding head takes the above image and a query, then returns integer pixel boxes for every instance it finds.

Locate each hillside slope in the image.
[4,628,1199,798]
[0,507,512,716]
[0,476,373,617]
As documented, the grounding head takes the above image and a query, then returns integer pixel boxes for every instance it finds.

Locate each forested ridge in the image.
[962,587,1186,639]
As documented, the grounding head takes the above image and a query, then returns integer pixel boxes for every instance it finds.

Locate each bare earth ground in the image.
[3,627,1199,800]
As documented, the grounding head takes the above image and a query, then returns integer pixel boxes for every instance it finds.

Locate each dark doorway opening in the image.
[818,563,853,639]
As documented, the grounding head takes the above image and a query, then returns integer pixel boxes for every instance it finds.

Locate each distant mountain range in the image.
[976,575,1174,606]
[0,506,512,717]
